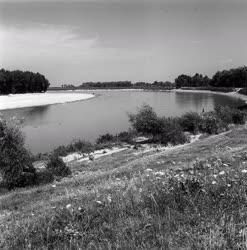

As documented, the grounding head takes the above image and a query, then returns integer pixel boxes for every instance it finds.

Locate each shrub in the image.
[179,112,202,134]
[117,131,135,144]
[200,112,223,134]
[47,155,71,177]
[53,140,94,157]
[214,105,246,127]
[128,104,163,137]
[155,117,188,145]
[0,119,36,188]
[67,140,94,153]
[96,133,116,144]
[36,169,54,185]
[231,109,246,124]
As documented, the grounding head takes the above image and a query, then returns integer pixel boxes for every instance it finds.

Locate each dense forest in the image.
[0,69,50,95]
[175,66,247,89]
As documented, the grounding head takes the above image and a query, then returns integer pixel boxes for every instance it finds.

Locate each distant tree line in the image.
[79,81,174,89]
[175,66,247,89]
[0,69,50,95]
[80,81,132,89]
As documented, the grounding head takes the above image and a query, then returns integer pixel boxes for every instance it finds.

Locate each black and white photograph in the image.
[1,0,247,249]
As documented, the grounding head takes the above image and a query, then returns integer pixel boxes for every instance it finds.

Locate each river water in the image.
[1,90,245,154]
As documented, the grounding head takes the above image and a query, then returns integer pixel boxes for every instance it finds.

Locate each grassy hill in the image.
[1,125,247,249]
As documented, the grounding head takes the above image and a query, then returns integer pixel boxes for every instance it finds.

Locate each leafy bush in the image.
[0,119,36,188]
[231,109,246,124]
[214,105,246,126]
[179,112,202,134]
[199,112,223,134]
[47,155,71,177]
[36,169,54,185]
[157,117,188,145]
[128,104,163,137]
[96,133,116,144]
[53,140,94,157]
[117,131,135,144]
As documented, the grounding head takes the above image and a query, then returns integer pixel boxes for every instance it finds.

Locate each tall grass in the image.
[3,154,247,249]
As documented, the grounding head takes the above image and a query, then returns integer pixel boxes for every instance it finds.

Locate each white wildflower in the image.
[212,181,217,185]
[52,184,56,188]
[107,195,112,203]
[219,171,225,175]
[66,204,72,209]
[242,169,247,173]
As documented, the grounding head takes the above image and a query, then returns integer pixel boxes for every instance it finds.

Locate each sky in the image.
[0,1,247,86]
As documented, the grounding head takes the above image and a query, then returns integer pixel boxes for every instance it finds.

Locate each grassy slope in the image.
[1,125,247,249]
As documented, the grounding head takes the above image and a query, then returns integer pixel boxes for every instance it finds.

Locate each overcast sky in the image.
[0,1,247,85]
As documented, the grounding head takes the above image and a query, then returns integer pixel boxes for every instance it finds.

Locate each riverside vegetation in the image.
[0,104,247,249]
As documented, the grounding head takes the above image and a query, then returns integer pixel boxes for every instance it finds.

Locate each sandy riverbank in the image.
[173,88,247,103]
[0,92,95,110]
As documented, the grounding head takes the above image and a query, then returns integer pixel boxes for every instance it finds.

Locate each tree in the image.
[0,119,36,188]
[0,69,50,95]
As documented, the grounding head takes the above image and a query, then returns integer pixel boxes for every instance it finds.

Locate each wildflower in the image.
[223,163,229,167]
[155,171,165,176]
[212,181,217,185]
[145,168,153,172]
[78,207,82,211]
[107,195,112,203]
[219,171,225,175]
[96,200,103,205]
[66,204,72,209]
[241,169,247,173]
[213,174,218,178]
[227,184,231,187]
[52,184,56,188]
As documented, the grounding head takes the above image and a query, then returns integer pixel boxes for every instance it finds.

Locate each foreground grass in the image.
[1,126,247,249]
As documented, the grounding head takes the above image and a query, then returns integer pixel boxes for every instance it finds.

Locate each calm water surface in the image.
[1,90,245,154]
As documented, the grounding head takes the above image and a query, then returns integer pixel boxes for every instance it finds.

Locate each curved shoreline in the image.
[172,88,247,104]
[0,92,95,111]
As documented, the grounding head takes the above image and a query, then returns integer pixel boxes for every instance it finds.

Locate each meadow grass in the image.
[1,125,247,249]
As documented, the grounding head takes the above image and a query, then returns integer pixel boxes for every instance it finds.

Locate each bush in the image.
[36,169,54,185]
[214,105,246,126]
[179,112,202,134]
[128,104,163,137]
[199,112,223,134]
[47,155,71,177]
[231,109,246,124]
[0,119,36,188]
[117,131,135,144]
[96,133,116,144]
[157,117,188,145]
[53,140,94,157]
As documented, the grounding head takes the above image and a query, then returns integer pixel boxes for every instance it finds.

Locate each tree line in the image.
[79,81,174,89]
[175,66,247,89]
[0,69,50,95]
